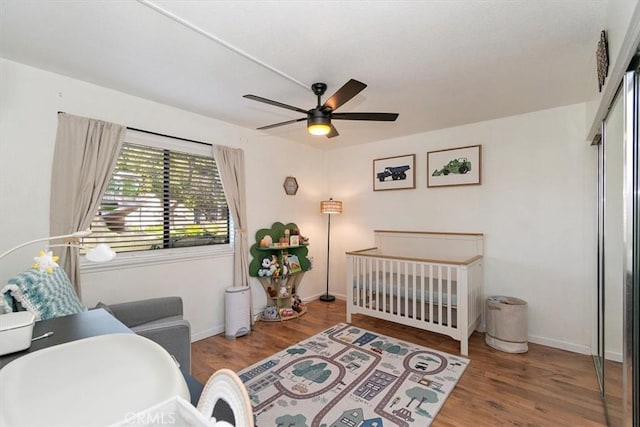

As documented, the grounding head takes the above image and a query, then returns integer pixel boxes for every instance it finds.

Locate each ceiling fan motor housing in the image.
[307,109,331,135]
[308,108,330,126]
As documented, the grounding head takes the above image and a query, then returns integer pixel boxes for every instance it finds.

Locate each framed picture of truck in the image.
[427,144,481,188]
[373,154,416,191]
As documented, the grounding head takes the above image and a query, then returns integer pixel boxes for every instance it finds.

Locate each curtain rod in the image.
[57,111,211,147]
[126,126,212,147]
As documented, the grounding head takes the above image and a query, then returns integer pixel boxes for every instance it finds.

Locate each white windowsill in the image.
[80,244,234,273]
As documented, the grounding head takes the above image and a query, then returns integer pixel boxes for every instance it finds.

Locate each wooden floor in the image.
[192,299,607,426]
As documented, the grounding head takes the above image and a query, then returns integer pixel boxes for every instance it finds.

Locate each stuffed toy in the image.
[259,235,273,248]
[280,308,294,318]
[292,295,303,313]
[33,250,59,274]
[262,306,278,320]
[279,283,288,297]
[258,255,279,277]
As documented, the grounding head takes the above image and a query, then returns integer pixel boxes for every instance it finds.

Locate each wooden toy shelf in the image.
[249,222,312,322]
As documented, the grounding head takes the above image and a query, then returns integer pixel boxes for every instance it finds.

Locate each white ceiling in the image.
[0,0,606,150]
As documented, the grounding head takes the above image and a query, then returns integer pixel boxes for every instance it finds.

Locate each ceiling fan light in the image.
[308,123,331,135]
[307,114,331,136]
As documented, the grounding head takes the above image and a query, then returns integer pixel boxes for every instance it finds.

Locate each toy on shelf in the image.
[292,295,303,313]
[279,283,288,297]
[258,255,279,277]
[280,308,295,318]
[262,306,279,321]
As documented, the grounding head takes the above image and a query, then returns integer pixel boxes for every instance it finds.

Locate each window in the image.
[85,130,229,255]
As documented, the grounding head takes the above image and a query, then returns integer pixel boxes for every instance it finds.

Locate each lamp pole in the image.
[320,210,335,302]
[0,230,91,260]
[320,198,341,302]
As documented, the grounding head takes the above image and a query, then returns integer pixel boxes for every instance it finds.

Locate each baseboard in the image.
[191,325,224,342]
[528,334,592,355]
[604,350,623,363]
[305,292,347,302]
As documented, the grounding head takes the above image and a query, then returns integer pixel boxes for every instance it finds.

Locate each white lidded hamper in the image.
[225,286,251,339]
[485,296,528,353]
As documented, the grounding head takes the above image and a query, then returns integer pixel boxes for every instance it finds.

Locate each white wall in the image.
[327,103,597,354]
[0,59,329,340]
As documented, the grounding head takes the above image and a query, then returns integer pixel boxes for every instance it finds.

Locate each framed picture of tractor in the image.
[373,154,416,191]
[427,144,481,188]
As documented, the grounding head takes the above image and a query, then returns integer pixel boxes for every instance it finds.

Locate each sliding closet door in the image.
[600,65,639,427]
[622,68,638,427]
[602,85,625,426]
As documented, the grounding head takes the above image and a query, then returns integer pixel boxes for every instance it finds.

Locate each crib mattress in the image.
[353,273,458,307]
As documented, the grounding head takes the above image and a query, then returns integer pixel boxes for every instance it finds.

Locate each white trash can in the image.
[485,296,528,353]
[225,286,251,339]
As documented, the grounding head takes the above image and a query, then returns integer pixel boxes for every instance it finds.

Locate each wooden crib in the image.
[345,230,484,355]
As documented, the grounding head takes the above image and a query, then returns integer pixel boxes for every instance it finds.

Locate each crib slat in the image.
[375,258,380,311]
[368,257,372,309]
[358,259,367,307]
[419,263,424,322]
[438,265,443,326]
[374,258,384,311]
[403,261,408,318]
[447,265,452,329]
[411,262,416,322]
[428,264,434,325]
[393,261,400,316]
[382,259,387,313]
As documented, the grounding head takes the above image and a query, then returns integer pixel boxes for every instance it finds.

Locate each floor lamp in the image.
[320,198,342,302]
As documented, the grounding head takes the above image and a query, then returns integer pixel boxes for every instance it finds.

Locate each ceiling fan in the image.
[243,79,399,138]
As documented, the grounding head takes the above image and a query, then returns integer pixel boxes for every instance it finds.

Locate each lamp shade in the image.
[85,243,116,263]
[320,199,343,214]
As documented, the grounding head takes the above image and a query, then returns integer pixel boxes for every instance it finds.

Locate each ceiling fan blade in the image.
[332,112,399,121]
[322,79,367,111]
[257,117,306,130]
[327,124,339,138]
[243,94,308,115]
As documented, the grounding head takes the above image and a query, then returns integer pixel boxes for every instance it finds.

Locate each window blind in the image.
[86,141,229,253]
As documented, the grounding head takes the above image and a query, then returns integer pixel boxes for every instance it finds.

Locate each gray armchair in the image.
[95,297,191,374]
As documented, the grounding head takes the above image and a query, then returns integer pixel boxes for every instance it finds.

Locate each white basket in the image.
[485,296,528,353]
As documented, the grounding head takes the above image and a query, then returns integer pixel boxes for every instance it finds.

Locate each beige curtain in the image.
[50,113,125,295]
[212,145,250,291]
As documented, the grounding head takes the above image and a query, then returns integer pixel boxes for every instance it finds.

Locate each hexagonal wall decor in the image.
[283,176,299,195]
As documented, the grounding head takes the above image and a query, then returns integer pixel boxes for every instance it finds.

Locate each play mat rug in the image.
[237,323,469,426]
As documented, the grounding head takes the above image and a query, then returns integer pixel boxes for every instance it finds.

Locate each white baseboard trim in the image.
[305,292,347,302]
[528,334,592,355]
[191,325,224,342]
[604,350,623,363]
